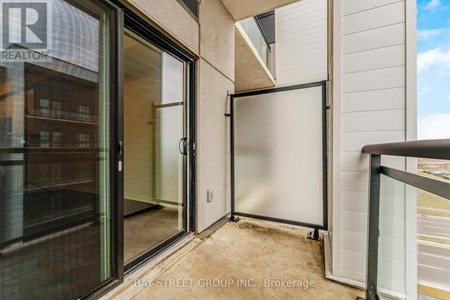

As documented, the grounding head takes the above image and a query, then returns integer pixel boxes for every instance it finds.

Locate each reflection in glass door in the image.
[123,31,187,266]
[0,0,119,299]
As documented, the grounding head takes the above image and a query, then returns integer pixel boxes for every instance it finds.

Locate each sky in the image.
[417,0,450,139]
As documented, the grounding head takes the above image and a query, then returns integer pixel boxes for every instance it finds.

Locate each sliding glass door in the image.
[0,0,120,299]
[123,30,189,267]
[0,0,195,297]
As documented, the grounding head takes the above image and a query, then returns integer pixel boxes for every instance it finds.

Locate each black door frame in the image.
[71,0,123,298]
[229,81,328,232]
[113,1,197,274]
[86,1,196,298]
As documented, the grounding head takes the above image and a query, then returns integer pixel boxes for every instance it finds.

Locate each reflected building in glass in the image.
[0,0,117,298]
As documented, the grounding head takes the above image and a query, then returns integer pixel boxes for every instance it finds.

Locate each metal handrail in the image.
[361,139,450,300]
[381,166,450,200]
[362,139,450,160]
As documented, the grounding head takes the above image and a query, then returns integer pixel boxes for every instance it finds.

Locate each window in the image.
[53,102,62,118]
[52,132,63,147]
[77,133,90,148]
[40,99,50,116]
[40,131,50,148]
[78,105,90,121]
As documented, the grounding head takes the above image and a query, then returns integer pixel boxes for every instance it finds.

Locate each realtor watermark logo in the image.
[0,0,52,62]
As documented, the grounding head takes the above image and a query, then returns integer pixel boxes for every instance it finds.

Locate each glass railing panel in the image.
[416,188,450,297]
[261,42,268,67]
[377,175,409,299]
[238,17,273,75]
[247,19,263,56]
[377,173,450,299]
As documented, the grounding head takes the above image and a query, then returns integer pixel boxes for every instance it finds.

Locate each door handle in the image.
[118,141,124,172]
[178,137,187,156]
[118,141,124,155]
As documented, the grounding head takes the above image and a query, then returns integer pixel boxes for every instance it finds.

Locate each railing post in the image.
[229,94,239,223]
[365,154,381,300]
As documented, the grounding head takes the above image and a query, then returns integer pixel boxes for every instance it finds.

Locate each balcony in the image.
[103,217,363,299]
[102,140,450,300]
[235,16,275,92]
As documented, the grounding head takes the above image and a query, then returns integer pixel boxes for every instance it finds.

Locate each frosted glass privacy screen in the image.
[233,87,324,226]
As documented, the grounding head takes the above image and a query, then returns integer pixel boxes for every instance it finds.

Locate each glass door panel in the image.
[0,0,118,299]
[154,105,185,231]
[123,31,186,265]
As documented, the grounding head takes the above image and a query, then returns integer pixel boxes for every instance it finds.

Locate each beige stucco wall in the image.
[126,0,200,54]
[196,59,234,232]
[124,0,235,233]
[199,0,235,81]
[196,0,235,232]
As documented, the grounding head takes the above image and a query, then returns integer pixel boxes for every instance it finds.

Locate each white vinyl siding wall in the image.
[275,0,328,86]
[333,0,415,296]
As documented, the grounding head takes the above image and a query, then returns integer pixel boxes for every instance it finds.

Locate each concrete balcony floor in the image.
[107,218,364,299]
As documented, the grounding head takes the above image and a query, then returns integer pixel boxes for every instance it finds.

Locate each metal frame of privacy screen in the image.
[229,81,328,238]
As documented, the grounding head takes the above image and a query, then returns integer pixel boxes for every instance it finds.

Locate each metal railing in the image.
[239,17,273,74]
[361,139,450,300]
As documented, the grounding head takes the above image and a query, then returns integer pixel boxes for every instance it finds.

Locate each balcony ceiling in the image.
[235,24,275,92]
[221,0,300,20]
